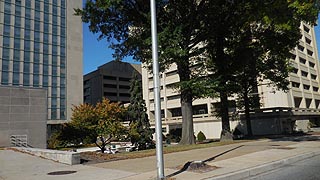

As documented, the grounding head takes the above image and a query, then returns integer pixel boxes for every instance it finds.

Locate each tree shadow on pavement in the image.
[166,145,244,178]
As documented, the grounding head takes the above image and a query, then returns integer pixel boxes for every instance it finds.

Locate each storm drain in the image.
[47,171,77,175]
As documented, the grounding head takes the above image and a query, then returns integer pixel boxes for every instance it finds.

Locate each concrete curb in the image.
[206,151,320,180]
[9,147,80,165]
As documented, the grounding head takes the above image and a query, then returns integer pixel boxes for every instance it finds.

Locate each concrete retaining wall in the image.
[12,147,80,165]
[0,86,47,148]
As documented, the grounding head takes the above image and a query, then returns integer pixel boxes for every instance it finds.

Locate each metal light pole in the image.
[150,0,165,179]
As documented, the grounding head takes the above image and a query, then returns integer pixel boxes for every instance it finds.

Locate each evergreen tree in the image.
[127,72,154,150]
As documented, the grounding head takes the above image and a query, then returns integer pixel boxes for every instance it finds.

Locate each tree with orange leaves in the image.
[62,98,126,153]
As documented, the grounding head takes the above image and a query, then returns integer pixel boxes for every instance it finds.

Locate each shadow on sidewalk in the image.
[166,145,244,178]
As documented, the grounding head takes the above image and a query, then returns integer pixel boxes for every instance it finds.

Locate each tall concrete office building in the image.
[0,0,83,148]
[142,23,320,139]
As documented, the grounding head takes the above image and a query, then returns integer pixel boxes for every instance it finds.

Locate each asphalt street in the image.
[247,154,320,180]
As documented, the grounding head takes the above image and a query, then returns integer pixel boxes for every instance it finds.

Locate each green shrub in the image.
[47,132,61,149]
[197,131,206,142]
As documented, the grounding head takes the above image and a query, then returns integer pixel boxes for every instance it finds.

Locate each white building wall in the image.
[142,23,320,138]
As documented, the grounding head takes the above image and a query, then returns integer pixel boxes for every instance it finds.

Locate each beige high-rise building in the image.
[0,0,83,147]
[142,23,320,139]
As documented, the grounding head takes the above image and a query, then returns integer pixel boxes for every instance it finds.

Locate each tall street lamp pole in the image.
[150,0,165,179]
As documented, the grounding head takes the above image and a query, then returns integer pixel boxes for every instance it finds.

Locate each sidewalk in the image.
[115,135,320,180]
[0,135,319,180]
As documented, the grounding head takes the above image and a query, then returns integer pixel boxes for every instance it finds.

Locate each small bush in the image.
[197,131,206,142]
[47,132,61,149]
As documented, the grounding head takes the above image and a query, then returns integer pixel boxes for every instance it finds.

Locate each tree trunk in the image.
[244,90,253,136]
[177,58,195,145]
[179,93,195,144]
[220,91,233,141]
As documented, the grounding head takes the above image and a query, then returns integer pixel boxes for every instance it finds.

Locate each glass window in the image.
[24,40,31,51]
[25,19,31,29]
[13,61,20,72]
[25,8,31,18]
[60,47,65,56]
[13,72,20,85]
[24,63,30,73]
[60,37,66,47]
[61,17,66,27]
[44,14,49,22]
[60,67,66,77]
[34,21,41,31]
[60,98,65,108]
[35,11,41,21]
[33,64,40,74]
[35,1,41,10]
[15,4,21,15]
[14,38,20,49]
[60,57,66,67]
[4,14,11,25]
[43,44,49,54]
[2,48,10,59]
[43,33,49,43]
[4,2,11,14]
[53,6,58,16]
[24,29,30,39]
[60,109,66,120]
[14,28,21,38]
[61,8,66,17]
[43,65,49,75]
[52,88,57,97]
[34,43,40,52]
[52,45,58,55]
[34,52,40,63]
[2,60,9,71]
[34,32,41,41]
[51,109,57,119]
[24,52,30,62]
[52,66,57,75]
[1,72,9,85]
[60,27,66,37]
[43,55,49,65]
[60,87,65,97]
[33,75,39,87]
[14,17,21,27]
[52,55,58,65]
[23,73,30,86]
[52,35,58,44]
[13,49,20,61]
[3,36,10,47]
[44,3,49,13]
[60,77,65,87]
[25,1,31,8]
[52,76,58,86]
[4,25,11,36]
[52,16,58,25]
[43,75,48,86]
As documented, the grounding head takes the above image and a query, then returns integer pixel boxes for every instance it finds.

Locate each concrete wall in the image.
[0,86,47,148]
[13,147,80,165]
[66,0,83,123]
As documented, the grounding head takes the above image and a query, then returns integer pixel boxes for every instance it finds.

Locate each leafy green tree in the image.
[75,0,208,145]
[203,0,319,139]
[127,72,154,150]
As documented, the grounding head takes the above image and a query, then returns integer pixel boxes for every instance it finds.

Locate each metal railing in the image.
[10,135,28,147]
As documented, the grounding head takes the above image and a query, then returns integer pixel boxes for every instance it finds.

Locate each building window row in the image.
[104,84,117,88]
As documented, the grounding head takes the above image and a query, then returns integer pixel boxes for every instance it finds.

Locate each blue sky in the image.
[83,23,320,75]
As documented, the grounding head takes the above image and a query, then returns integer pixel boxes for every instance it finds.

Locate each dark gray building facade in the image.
[84,61,141,105]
